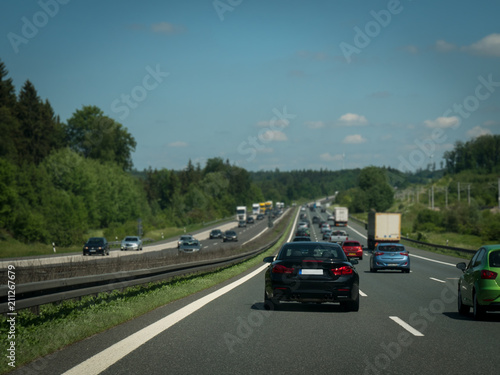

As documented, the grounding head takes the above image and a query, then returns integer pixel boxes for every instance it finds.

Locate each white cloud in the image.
[462,33,500,57]
[305,121,325,129]
[259,147,274,154]
[259,130,288,142]
[256,119,290,128]
[337,113,368,126]
[342,134,367,144]
[435,39,456,52]
[402,45,419,54]
[168,141,188,147]
[320,152,343,162]
[151,22,184,34]
[483,120,500,127]
[424,116,460,129]
[467,126,492,138]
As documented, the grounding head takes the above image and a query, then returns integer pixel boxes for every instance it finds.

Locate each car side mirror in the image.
[263,256,275,263]
[365,224,368,230]
[456,262,466,272]
[350,259,359,265]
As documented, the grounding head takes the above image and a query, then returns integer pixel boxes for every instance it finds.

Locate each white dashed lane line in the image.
[389,316,425,337]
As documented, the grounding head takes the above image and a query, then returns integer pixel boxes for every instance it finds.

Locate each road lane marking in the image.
[347,225,366,239]
[429,277,446,283]
[360,290,367,297]
[63,263,270,375]
[389,316,424,337]
[347,224,460,268]
[409,254,456,267]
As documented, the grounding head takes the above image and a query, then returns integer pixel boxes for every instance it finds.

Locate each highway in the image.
[10,206,500,375]
[0,214,281,269]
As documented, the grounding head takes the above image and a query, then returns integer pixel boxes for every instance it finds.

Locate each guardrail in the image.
[348,215,476,255]
[0,237,280,314]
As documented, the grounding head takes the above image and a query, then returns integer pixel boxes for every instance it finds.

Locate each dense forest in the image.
[1,59,498,247]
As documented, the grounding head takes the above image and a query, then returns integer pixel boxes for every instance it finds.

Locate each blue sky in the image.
[2,0,499,172]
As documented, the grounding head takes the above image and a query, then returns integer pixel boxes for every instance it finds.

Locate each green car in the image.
[456,245,500,319]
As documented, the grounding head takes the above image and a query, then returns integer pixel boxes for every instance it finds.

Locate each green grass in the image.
[0,209,295,374]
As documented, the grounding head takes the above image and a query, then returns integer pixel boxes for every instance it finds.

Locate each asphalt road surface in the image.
[11,207,500,375]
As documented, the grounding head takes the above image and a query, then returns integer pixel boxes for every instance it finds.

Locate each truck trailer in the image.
[367,212,401,250]
[334,207,349,227]
[236,206,247,222]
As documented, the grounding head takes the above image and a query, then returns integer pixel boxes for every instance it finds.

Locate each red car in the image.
[342,240,364,260]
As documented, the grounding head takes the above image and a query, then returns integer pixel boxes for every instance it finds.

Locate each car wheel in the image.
[359,256,363,261]
[345,293,360,312]
[370,265,376,272]
[458,288,469,315]
[473,291,485,320]
[264,291,280,311]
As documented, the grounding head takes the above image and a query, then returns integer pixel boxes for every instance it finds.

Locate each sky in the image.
[1,0,500,172]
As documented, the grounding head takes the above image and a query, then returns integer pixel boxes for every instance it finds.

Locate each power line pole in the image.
[458,182,460,202]
[431,185,434,210]
[445,186,448,208]
[498,177,500,210]
[468,184,471,206]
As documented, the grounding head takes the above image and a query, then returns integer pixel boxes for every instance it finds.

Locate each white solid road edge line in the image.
[63,208,301,375]
[63,263,270,375]
[389,316,424,337]
[429,277,446,283]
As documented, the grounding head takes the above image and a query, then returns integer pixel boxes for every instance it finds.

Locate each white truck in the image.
[334,207,349,227]
[236,206,247,222]
[366,212,401,250]
[252,203,260,216]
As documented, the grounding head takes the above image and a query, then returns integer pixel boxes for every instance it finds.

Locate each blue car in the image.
[370,243,410,273]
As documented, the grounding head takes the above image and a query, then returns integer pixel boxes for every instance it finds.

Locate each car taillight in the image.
[374,252,384,256]
[331,266,353,276]
[481,270,498,279]
[272,264,294,274]
[400,252,408,256]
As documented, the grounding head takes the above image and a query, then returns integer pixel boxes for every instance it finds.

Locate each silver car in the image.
[121,236,143,251]
[178,239,202,253]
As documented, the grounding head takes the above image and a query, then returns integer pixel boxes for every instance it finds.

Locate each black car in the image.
[223,230,238,242]
[246,216,255,224]
[209,229,223,239]
[83,237,110,256]
[263,242,359,311]
[256,214,264,220]
[312,216,320,224]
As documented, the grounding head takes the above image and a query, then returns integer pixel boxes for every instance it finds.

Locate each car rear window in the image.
[279,244,346,261]
[489,250,500,267]
[379,245,404,252]
[344,242,358,247]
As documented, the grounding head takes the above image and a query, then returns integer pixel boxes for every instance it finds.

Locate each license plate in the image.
[388,263,398,266]
[348,253,356,256]
[300,269,323,275]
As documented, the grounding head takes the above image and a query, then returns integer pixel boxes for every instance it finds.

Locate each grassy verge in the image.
[0,210,295,374]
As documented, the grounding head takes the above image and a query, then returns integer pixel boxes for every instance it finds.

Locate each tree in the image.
[357,166,394,212]
[65,105,136,170]
[15,80,64,164]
